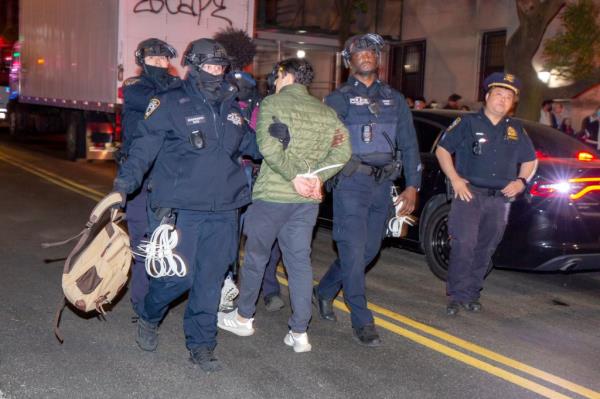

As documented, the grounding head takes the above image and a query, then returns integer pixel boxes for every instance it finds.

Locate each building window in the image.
[389,40,426,100]
[479,30,506,100]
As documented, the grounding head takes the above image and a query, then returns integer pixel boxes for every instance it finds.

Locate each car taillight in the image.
[530,177,600,200]
[577,151,595,162]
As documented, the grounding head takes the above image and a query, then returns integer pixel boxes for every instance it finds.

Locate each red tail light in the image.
[577,151,595,162]
[530,177,600,200]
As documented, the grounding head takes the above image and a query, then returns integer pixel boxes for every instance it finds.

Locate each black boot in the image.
[190,347,222,372]
[353,323,381,347]
[136,318,158,351]
[446,301,460,316]
[462,301,482,312]
[312,286,337,321]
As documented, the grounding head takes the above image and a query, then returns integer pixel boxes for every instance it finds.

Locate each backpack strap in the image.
[53,297,66,343]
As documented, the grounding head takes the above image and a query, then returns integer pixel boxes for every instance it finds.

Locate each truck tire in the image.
[8,108,22,137]
[66,112,86,161]
[422,203,493,281]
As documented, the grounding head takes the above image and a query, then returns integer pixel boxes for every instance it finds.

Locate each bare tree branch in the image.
[546,68,600,98]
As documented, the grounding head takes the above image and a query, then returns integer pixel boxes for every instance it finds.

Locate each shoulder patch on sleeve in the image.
[446,117,462,132]
[144,98,160,119]
[123,77,141,87]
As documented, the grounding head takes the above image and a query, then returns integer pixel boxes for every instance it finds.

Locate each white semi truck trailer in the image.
[8,0,255,160]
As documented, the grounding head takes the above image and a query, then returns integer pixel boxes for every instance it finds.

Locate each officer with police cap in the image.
[313,33,422,347]
[435,72,537,316]
[119,38,180,317]
[113,38,256,372]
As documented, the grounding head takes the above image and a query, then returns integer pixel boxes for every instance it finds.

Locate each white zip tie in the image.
[135,224,187,278]
[298,163,345,178]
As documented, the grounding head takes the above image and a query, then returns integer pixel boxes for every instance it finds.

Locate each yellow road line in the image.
[2,152,597,399]
[0,153,104,201]
[276,272,599,399]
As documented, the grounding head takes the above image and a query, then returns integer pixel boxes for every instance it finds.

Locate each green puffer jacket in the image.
[253,84,351,203]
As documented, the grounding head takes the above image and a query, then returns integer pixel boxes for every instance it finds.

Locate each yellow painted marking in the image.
[0,152,104,201]
[276,271,599,399]
[1,151,597,399]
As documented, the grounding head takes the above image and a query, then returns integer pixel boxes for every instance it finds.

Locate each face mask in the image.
[189,67,223,92]
[145,64,169,84]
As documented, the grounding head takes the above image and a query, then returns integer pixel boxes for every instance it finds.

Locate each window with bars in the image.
[478,30,506,100]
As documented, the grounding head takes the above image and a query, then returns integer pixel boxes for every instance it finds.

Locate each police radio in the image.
[189,130,206,149]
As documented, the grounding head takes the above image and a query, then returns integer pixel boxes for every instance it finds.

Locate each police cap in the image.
[182,38,230,69]
[135,38,177,67]
[483,72,521,95]
[341,33,385,67]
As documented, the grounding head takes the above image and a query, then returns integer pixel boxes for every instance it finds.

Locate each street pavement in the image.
[1,134,600,399]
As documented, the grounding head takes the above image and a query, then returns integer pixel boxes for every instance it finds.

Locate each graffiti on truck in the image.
[133,0,233,26]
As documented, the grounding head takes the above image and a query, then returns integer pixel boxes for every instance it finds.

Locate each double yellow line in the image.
[2,150,598,399]
[276,274,599,399]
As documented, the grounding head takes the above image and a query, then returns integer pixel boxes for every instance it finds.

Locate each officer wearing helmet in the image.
[435,73,537,316]
[119,38,180,318]
[113,38,257,372]
[313,33,422,347]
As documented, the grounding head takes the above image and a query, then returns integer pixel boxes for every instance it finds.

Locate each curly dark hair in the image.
[213,28,256,70]
[277,58,315,86]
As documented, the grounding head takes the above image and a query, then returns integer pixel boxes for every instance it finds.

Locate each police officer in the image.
[120,38,179,317]
[313,33,422,347]
[435,72,537,316]
[113,38,255,372]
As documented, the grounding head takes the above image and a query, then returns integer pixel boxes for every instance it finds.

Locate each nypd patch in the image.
[144,98,160,119]
[446,117,462,132]
[227,112,242,126]
[506,126,519,140]
[123,77,140,87]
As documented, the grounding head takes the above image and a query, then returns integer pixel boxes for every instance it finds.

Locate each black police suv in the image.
[319,110,600,280]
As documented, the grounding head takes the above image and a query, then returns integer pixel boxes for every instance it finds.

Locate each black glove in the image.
[269,117,290,150]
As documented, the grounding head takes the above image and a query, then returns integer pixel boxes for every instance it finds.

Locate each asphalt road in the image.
[1,133,599,399]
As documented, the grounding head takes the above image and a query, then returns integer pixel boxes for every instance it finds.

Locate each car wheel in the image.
[423,203,493,281]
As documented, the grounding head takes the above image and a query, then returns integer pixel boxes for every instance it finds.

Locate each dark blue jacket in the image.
[438,109,536,189]
[325,76,422,188]
[114,77,256,212]
[120,74,181,157]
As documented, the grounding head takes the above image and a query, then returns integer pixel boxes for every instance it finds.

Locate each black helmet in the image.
[135,38,177,67]
[341,33,385,68]
[182,38,230,69]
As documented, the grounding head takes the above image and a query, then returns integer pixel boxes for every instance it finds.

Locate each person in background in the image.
[414,96,427,110]
[444,93,462,110]
[560,117,575,136]
[405,96,415,109]
[539,100,557,128]
[553,102,567,127]
[580,106,600,150]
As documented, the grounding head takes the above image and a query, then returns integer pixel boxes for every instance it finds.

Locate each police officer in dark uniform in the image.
[435,72,537,316]
[313,33,422,347]
[120,38,179,317]
[113,38,256,372]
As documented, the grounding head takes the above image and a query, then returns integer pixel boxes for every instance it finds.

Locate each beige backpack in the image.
[44,192,133,342]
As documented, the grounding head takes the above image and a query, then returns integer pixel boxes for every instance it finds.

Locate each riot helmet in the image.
[134,38,177,67]
[341,33,385,68]
[182,39,230,70]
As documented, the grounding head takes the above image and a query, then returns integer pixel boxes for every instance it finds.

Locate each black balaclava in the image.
[189,67,224,105]
[145,64,171,88]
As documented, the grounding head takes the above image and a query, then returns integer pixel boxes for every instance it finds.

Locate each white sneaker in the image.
[217,309,254,337]
[220,276,239,303]
[284,331,312,353]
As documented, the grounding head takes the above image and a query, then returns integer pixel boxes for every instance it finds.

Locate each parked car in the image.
[319,110,600,280]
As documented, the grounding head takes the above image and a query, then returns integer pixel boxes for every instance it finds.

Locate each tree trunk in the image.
[506,0,600,120]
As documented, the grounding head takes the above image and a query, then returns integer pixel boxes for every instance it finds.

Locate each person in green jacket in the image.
[217,58,351,352]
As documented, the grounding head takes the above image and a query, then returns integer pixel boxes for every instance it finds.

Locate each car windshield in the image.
[521,121,598,158]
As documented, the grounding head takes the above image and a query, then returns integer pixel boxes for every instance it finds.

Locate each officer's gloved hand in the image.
[269,117,290,150]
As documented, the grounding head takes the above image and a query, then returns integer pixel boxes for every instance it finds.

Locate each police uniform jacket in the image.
[114,77,254,212]
[121,74,180,157]
[437,109,536,190]
[325,76,421,188]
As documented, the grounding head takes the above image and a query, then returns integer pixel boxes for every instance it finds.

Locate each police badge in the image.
[144,98,160,119]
